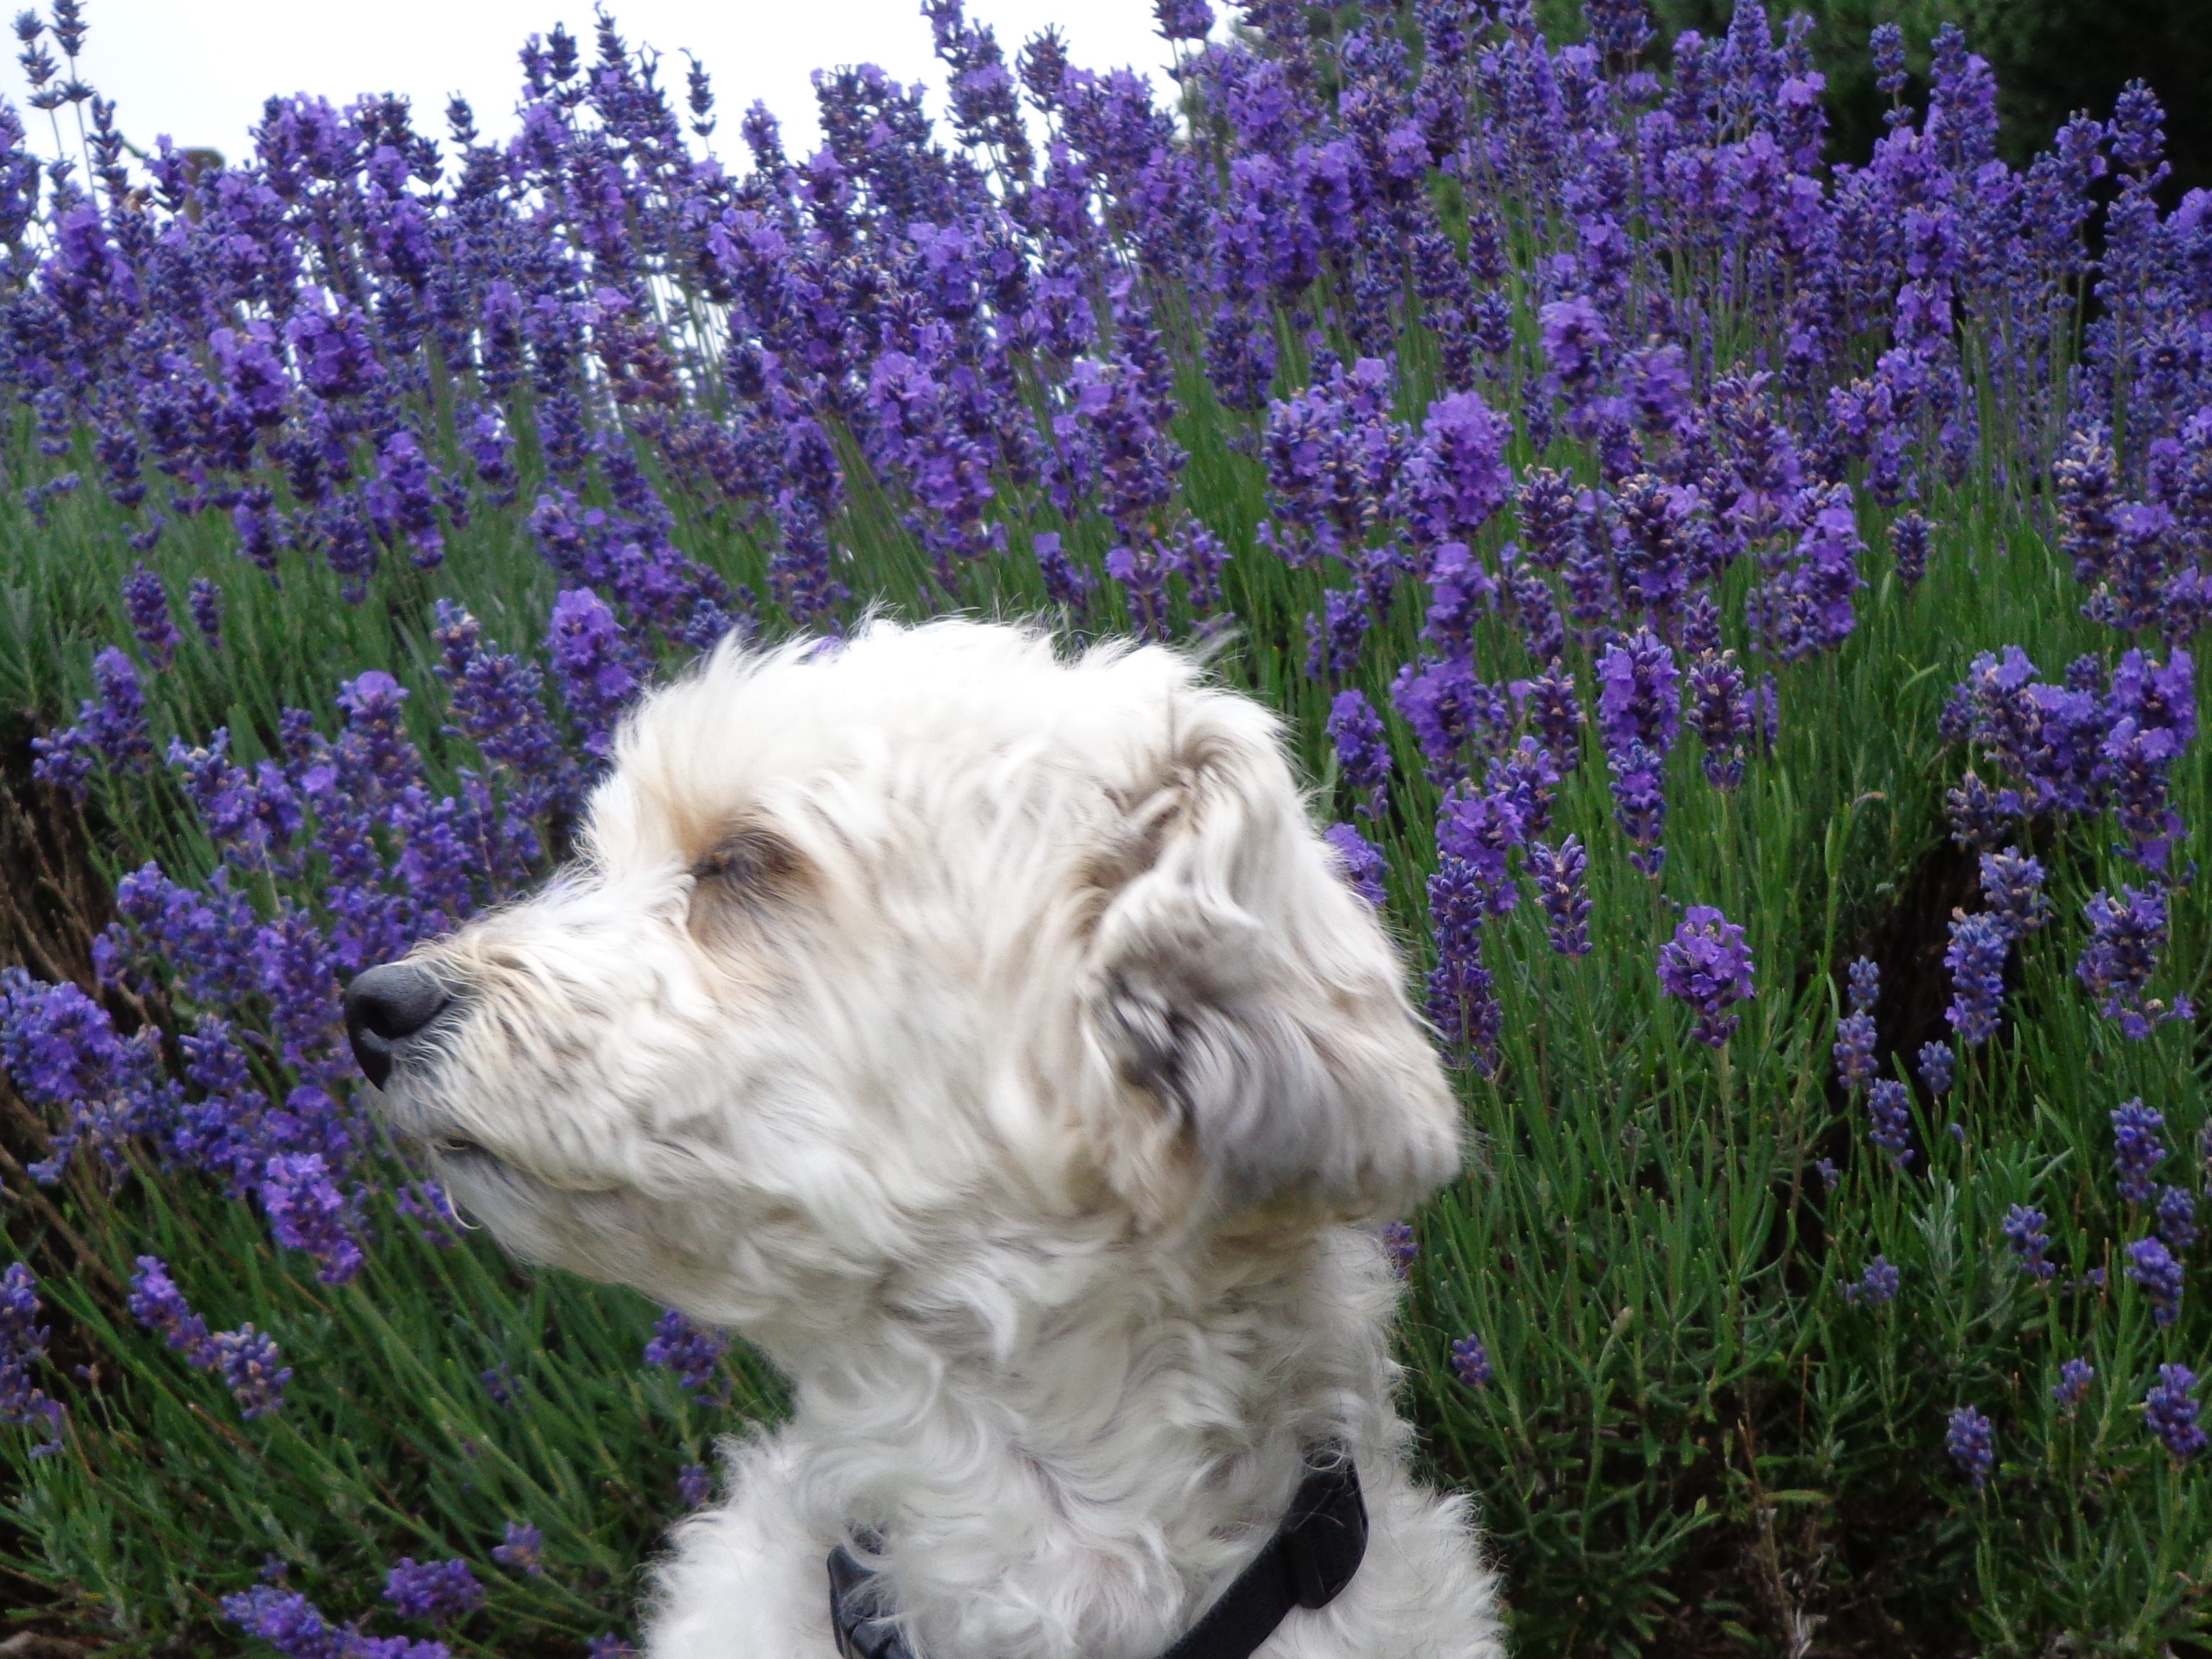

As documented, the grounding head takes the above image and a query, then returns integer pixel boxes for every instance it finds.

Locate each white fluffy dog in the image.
[350,619,1504,1659]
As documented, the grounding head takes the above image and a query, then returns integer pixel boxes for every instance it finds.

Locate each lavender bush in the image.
[0,0,2205,1652]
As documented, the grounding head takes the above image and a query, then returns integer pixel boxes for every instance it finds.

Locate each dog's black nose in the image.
[346,962,450,1088]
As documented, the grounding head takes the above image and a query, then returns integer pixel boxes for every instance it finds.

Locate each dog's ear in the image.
[1082,693,1463,1220]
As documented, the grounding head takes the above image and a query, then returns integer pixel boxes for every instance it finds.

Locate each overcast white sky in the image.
[25,0,1196,168]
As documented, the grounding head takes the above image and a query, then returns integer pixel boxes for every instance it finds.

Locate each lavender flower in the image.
[644,1308,729,1405]
[1594,629,1681,756]
[1868,1079,1915,1170]
[1449,1335,1492,1388]
[1327,689,1392,813]
[260,1154,365,1285]
[212,1325,292,1419]
[222,1586,353,1659]
[1917,1042,1955,1094]
[492,1521,545,1575]
[1380,1220,1418,1277]
[2051,1358,2094,1413]
[0,1263,63,1455]
[1606,740,1668,877]
[1846,958,1880,1014]
[587,1638,639,1659]
[123,563,181,668]
[1323,823,1388,910]
[1889,511,1931,588]
[649,1458,706,1517]
[1943,911,2010,1044]
[1526,837,1592,957]
[2145,1365,2207,1462]
[383,1558,485,1625]
[1844,1256,1899,1305]
[1686,651,1750,789]
[2156,1186,2198,1252]
[1833,1010,1877,1092]
[2111,1099,2167,1205]
[129,1256,212,1362]
[2077,886,2190,1039]
[188,577,224,649]
[1946,1406,1994,1489]
[2124,1236,2183,1326]
[547,588,639,761]
[32,646,153,793]
[1979,849,2049,936]
[1657,906,1754,1047]
[2000,1206,2056,1281]
[480,1365,523,1409]
[1426,855,1501,1076]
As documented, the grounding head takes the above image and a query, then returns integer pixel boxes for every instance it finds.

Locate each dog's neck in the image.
[756,1219,1400,1659]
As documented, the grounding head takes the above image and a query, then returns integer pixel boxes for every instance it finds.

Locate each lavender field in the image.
[0,0,2206,1652]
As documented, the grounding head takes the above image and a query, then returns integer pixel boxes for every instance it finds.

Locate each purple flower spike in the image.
[128,1256,212,1363]
[2051,1358,2094,1413]
[1323,823,1388,910]
[1152,0,1213,42]
[1979,849,2049,937]
[1686,651,1750,790]
[212,1325,292,1419]
[2000,1206,2056,1281]
[259,1153,365,1285]
[1833,1009,1877,1092]
[187,578,224,649]
[2077,885,2188,1039]
[644,1308,730,1406]
[1844,1256,1900,1305]
[1917,1041,1955,1094]
[2157,1186,2198,1252]
[1867,1079,1915,1170]
[493,1521,545,1575]
[1658,906,1755,1047]
[1449,1334,1492,1388]
[678,1463,715,1509]
[222,1586,354,1659]
[1379,1220,1418,1277]
[1606,740,1668,877]
[547,588,640,761]
[2111,1099,2166,1205]
[1595,629,1681,757]
[1426,855,1501,1076]
[1946,1406,1994,1489]
[2124,1236,2183,1326]
[2145,1365,2207,1462]
[32,646,153,794]
[1526,836,1591,958]
[1327,689,1392,811]
[123,564,181,668]
[1943,911,2010,1044]
[0,1262,64,1456]
[383,1557,486,1625]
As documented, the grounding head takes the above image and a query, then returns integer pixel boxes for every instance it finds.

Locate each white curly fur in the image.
[374,619,1505,1659]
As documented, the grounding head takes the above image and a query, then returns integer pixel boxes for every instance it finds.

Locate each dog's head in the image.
[353,620,1460,1336]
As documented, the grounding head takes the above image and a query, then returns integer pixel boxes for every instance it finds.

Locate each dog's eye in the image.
[692,830,799,889]
[688,829,802,945]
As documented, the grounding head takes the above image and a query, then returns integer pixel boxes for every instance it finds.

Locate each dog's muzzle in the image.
[345,961,452,1089]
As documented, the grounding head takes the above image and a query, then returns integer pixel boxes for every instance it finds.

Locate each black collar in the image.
[828,1447,1367,1659]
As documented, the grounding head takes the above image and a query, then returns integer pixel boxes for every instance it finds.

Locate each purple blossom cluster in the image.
[128,1255,295,1419]
[643,1308,731,1406]
[1656,905,1754,1048]
[1946,1405,1994,1489]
